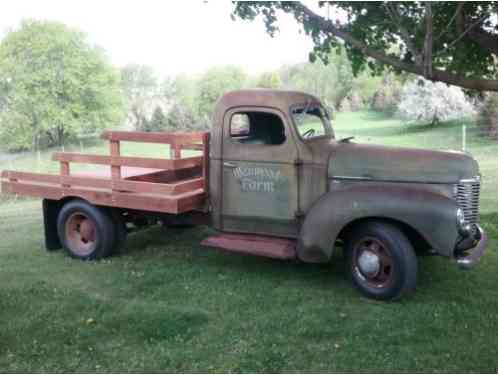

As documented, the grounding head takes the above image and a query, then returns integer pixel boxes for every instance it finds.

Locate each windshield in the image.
[291,103,333,140]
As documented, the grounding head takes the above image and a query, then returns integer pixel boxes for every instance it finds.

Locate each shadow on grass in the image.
[114,224,350,293]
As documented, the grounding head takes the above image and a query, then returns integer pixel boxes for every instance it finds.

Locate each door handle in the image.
[223,162,237,168]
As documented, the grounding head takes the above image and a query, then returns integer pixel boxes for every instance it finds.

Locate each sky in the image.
[0,0,316,78]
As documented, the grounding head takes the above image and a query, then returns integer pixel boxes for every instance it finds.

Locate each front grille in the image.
[454,177,481,225]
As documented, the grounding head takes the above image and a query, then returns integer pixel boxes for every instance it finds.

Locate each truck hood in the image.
[314,141,479,184]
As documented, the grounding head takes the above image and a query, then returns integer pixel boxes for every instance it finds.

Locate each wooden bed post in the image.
[60,161,70,188]
[170,140,181,159]
[110,139,121,181]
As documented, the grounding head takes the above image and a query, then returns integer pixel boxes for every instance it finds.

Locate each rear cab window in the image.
[230,111,286,146]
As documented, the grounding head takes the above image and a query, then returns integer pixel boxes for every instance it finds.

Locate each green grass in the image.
[1,112,498,373]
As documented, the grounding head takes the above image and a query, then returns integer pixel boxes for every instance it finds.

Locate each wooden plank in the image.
[53,152,203,170]
[60,161,70,188]
[171,177,204,194]
[61,176,112,189]
[110,140,121,180]
[182,143,204,151]
[170,141,181,159]
[53,153,111,165]
[1,180,206,214]
[2,171,203,195]
[1,181,61,200]
[112,177,203,195]
[101,131,207,145]
[0,171,60,184]
[177,190,206,213]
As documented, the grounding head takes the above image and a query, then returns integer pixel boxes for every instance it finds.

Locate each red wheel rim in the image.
[352,237,394,289]
[65,212,97,256]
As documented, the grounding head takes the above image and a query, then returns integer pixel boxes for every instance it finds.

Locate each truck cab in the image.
[209,90,331,238]
[206,89,487,299]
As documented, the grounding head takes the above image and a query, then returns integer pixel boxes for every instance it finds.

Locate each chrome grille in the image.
[454,177,481,225]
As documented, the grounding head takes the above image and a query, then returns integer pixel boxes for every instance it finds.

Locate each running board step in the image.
[201,233,296,260]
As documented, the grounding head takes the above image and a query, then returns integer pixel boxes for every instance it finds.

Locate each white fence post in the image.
[462,124,467,152]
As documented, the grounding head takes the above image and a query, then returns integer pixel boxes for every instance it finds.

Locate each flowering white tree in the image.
[397,79,476,125]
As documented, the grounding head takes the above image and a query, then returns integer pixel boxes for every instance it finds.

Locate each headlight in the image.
[456,207,471,236]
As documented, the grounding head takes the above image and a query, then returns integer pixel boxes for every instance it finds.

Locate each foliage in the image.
[143,106,168,132]
[0,20,125,151]
[233,2,498,91]
[121,64,160,131]
[256,71,282,89]
[478,93,498,137]
[172,73,198,112]
[397,79,476,125]
[195,66,247,119]
[280,48,353,108]
[370,74,404,113]
[165,103,205,131]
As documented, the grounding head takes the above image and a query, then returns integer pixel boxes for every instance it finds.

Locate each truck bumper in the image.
[455,225,487,270]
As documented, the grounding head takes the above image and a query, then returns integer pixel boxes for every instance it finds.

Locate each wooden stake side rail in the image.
[0,131,211,215]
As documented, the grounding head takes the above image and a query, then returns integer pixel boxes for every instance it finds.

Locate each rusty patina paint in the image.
[208,89,483,263]
[201,233,296,259]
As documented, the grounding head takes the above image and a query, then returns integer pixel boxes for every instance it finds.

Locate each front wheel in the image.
[344,221,417,301]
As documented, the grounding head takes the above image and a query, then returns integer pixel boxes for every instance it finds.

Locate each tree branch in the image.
[435,2,465,41]
[299,3,498,91]
[385,3,422,65]
[423,2,433,78]
[442,13,490,53]
[454,5,498,56]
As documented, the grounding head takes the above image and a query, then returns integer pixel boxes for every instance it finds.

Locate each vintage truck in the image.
[0,89,487,300]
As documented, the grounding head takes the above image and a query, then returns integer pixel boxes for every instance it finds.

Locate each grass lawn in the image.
[0,112,497,373]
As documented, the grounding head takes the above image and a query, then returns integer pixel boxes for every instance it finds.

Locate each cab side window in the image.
[230,112,286,145]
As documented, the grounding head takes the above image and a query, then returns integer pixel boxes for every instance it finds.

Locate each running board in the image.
[201,233,297,260]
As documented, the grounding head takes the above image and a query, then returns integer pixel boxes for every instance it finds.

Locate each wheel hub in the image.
[79,219,95,243]
[65,212,97,256]
[357,250,381,277]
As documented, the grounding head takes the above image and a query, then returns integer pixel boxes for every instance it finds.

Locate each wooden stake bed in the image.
[1,131,210,214]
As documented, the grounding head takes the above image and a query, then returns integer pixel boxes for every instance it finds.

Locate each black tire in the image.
[57,199,116,260]
[344,221,417,301]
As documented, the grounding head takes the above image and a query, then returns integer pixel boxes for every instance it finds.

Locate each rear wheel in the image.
[57,199,116,260]
[344,221,417,301]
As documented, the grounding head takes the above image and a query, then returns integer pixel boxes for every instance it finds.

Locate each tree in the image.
[165,103,201,131]
[397,78,476,124]
[478,93,498,137]
[370,73,404,113]
[280,48,354,108]
[256,71,282,88]
[0,20,125,151]
[195,66,247,119]
[146,106,168,132]
[233,2,498,92]
[121,64,159,131]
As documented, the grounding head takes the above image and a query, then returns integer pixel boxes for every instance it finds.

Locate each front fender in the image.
[297,183,459,263]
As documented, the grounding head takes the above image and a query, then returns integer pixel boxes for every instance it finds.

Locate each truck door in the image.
[221,107,300,237]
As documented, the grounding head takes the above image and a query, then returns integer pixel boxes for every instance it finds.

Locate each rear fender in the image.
[297,184,458,263]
